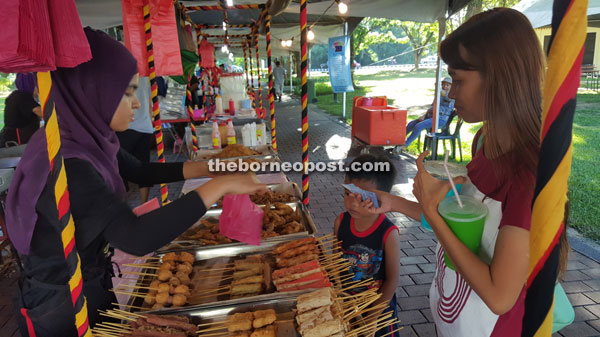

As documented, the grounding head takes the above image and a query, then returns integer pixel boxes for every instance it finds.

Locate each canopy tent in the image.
[514,0,600,27]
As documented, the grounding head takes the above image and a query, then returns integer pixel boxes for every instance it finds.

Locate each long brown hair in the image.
[440,8,544,182]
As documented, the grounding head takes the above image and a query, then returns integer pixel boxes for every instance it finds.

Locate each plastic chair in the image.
[423,111,464,162]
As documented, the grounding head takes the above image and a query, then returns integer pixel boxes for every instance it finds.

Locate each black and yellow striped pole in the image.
[244,40,250,91]
[300,0,309,207]
[36,72,93,337]
[265,13,277,151]
[522,0,587,336]
[143,0,168,205]
[255,28,263,117]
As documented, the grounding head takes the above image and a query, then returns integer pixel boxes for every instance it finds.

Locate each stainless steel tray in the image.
[192,145,278,162]
[126,238,331,314]
[210,182,302,210]
[164,297,299,337]
[158,202,317,253]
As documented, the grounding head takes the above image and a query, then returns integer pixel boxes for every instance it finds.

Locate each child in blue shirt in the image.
[334,154,401,337]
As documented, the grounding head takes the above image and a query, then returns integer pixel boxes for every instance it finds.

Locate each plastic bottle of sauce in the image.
[212,121,221,149]
[228,99,235,115]
[215,94,223,114]
[227,119,236,145]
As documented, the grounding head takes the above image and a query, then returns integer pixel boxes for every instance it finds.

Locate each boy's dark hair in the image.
[345,154,396,192]
[275,61,281,66]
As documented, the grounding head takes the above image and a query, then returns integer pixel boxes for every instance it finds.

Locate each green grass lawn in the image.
[311,69,600,241]
[567,92,600,240]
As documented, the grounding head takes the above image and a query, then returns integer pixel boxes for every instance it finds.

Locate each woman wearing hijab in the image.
[6,28,266,337]
[0,73,42,147]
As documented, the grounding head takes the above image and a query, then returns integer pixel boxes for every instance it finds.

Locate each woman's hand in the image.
[412,151,466,217]
[195,174,267,208]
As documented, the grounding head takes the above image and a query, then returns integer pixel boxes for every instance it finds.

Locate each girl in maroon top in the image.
[352,8,568,336]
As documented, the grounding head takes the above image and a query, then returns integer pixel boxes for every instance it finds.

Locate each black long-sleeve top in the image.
[19,148,206,326]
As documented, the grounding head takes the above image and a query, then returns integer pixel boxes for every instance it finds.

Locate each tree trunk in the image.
[413,50,420,71]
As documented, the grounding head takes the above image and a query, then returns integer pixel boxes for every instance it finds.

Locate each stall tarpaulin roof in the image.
[75,0,474,30]
[514,0,600,28]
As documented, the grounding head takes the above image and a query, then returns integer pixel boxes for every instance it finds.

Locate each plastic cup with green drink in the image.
[420,161,468,232]
[437,195,488,270]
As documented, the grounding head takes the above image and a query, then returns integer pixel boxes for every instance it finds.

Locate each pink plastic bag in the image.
[219,194,264,246]
[132,198,160,216]
[121,0,182,76]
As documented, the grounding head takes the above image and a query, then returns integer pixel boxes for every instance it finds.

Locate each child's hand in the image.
[413,151,466,217]
[366,190,394,214]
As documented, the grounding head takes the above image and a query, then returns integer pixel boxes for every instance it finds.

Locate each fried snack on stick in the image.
[252,309,277,329]
[225,312,254,332]
[250,325,277,337]
[296,288,334,313]
[279,244,318,259]
[276,253,319,268]
[232,275,264,286]
[179,252,195,264]
[295,305,333,327]
[231,283,263,296]
[303,319,344,337]
[233,268,262,280]
[273,237,316,255]
[162,252,179,262]
[234,260,264,271]
[230,332,251,337]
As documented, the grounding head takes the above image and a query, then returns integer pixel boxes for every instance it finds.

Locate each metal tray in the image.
[210,182,302,210]
[165,297,299,337]
[126,237,333,315]
[158,202,317,253]
[192,144,278,162]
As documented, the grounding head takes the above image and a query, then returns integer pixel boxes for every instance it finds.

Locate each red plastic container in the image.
[353,106,407,145]
[352,96,387,138]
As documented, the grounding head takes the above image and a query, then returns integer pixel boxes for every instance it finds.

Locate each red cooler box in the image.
[353,106,407,145]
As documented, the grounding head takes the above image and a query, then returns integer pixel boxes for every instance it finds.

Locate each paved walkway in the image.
[1,96,600,337]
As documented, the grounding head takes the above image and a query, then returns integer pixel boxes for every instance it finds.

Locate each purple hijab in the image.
[15,73,36,94]
[6,28,138,255]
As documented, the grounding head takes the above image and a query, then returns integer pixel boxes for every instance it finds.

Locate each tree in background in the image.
[398,22,438,70]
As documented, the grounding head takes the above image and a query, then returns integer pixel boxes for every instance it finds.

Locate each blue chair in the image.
[423,111,463,162]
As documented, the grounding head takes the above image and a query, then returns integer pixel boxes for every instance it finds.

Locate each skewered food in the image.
[296,288,335,313]
[302,319,344,337]
[232,275,264,286]
[231,283,263,296]
[252,309,277,329]
[144,292,157,306]
[125,313,196,336]
[180,252,195,264]
[273,237,316,255]
[172,294,187,307]
[250,325,277,337]
[234,260,264,271]
[226,312,254,332]
[158,270,173,282]
[276,253,319,268]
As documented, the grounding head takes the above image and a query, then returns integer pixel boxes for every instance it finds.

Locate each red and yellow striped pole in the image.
[265,14,277,151]
[143,0,168,205]
[36,72,93,337]
[255,29,263,117]
[248,36,256,109]
[522,1,588,336]
[300,0,309,207]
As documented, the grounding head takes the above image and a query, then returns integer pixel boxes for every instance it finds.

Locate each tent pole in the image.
[431,16,446,160]
[256,29,263,117]
[342,21,348,121]
[144,0,169,204]
[266,13,277,151]
[300,0,309,207]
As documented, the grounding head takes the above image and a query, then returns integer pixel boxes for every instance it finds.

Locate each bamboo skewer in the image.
[378,326,404,337]
[195,274,234,281]
[351,313,394,335]
[128,256,161,261]
[121,271,156,277]
[110,290,147,299]
[198,331,229,337]
[112,302,146,311]
[197,325,228,333]
[117,284,153,290]
[122,263,161,269]
[197,320,226,327]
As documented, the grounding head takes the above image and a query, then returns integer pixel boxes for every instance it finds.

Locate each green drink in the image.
[438,195,488,270]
